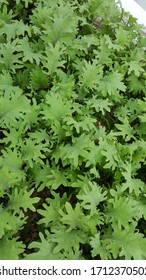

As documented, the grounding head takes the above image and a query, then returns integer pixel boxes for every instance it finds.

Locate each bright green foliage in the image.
[0,237,25,260]
[59,202,88,231]
[0,206,25,238]
[103,224,146,260]
[24,232,61,260]
[77,182,107,216]
[0,0,146,260]
[98,71,126,98]
[9,187,40,212]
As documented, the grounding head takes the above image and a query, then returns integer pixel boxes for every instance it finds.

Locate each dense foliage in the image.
[0,0,146,260]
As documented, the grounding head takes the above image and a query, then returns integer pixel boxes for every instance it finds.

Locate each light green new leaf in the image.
[106,224,146,259]
[79,60,102,89]
[0,87,31,128]
[46,168,69,190]
[127,61,144,77]
[90,233,109,259]
[18,36,42,65]
[52,227,86,254]
[0,41,23,72]
[115,117,134,141]
[25,232,61,260]
[41,2,78,45]
[77,181,107,216]
[121,178,145,196]
[98,71,126,97]
[38,203,60,227]
[0,21,31,41]
[0,148,25,181]
[59,202,88,231]
[41,92,73,123]
[58,134,94,167]
[101,141,119,170]
[43,42,66,75]
[94,36,112,65]
[9,187,40,212]
[21,138,49,168]
[0,237,25,260]
[115,26,131,46]
[0,206,25,238]
[105,195,136,229]
[38,192,68,226]
[87,97,112,115]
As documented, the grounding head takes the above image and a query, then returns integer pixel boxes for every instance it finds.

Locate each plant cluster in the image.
[0,0,146,259]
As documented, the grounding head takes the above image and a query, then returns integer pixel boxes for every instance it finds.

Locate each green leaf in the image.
[41,1,78,45]
[9,187,40,212]
[105,224,146,259]
[38,191,68,226]
[30,66,49,89]
[98,71,126,97]
[25,232,61,260]
[0,40,23,72]
[127,61,144,77]
[0,70,13,87]
[90,233,108,259]
[101,141,119,170]
[38,203,60,227]
[43,42,66,75]
[87,97,112,115]
[77,182,107,216]
[57,134,94,167]
[0,148,25,181]
[65,114,96,134]
[0,166,18,195]
[115,26,131,46]
[16,0,33,8]
[121,178,145,196]
[94,36,112,65]
[0,21,31,41]
[0,206,25,238]
[0,87,31,128]
[41,92,73,123]
[59,202,88,231]
[18,36,42,64]
[114,117,134,141]
[0,236,25,260]
[105,195,136,229]
[51,227,86,254]
[46,168,69,190]
[79,60,102,90]
[21,138,49,168]
[127,74,145,94]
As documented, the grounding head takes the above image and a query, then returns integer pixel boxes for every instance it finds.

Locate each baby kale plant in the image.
[0,0,146,259]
